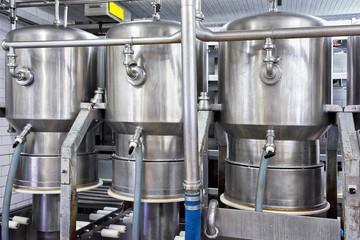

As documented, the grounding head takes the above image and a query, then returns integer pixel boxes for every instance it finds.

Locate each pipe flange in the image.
[16,68,34,86]
[127,66,147,86]
[205,227,219,239]
[259,64,281,85]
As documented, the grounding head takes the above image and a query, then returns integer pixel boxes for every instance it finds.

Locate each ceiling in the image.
[15,0,360,27]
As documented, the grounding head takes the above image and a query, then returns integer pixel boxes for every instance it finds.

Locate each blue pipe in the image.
[132,144,143,240]
[255,150,269,212]
[185,192,201,240]
[2,143,24,240]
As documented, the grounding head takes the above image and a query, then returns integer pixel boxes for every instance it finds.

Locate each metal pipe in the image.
[9,0,16,30]
[54,0,60,26]
[205,199,219,239]
[196,21,360,41]
[9,0,139,8]
[63,5,68,28]
[182,0,201,240]
[2,31,181,49]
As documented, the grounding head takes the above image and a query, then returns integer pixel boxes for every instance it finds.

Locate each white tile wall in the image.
[0,7,53,213]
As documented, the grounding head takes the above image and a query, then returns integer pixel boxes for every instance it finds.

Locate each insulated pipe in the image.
[1,143,24,240]
[2,31,181,49]
[255,150,268,212]
[196,21,360,41]
[132,145,143,240]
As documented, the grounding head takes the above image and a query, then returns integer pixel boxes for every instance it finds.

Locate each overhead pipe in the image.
[6,0,139,8]
[181,0,201,240]
[54,0,60,26]
[2,31,181,49]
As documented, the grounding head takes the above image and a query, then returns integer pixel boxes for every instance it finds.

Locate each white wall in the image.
[0,7,54,213]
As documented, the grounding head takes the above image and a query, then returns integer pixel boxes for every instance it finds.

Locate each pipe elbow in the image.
[205,199,219,239]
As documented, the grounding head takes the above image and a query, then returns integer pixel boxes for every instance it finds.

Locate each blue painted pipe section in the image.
[185,193,201,240]
[132,145,143,240]
[255,150,269,212]
[2,143,24,240]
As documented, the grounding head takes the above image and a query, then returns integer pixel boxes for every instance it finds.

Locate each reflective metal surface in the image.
[139,203,179,240]
[5,25,98,132]
[224,138,326,210]
[32,194,60,232]
[111,134,184,200]
[14,132,98,191]
[219,12,331,140]
[347,20,360,105]
[106,20,184,201]
[106,19,183,136]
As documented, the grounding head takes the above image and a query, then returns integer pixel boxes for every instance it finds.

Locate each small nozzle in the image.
[128,146,134,155]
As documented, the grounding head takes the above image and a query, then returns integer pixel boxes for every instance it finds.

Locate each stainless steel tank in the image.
[347,20,360,105]
[219,12,331,213]
[219,12,331,141]
[5,25,100,192]
[105,19,183,240]
[106,19,184,202]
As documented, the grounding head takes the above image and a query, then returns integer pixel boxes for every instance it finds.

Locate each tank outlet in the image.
[264,130,276,159]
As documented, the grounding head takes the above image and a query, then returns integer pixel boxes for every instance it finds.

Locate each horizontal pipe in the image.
[196,21,360,41]
[2,32,181,49]
[9,0,138,8]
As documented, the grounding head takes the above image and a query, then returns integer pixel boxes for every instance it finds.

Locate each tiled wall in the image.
[0,7,54,213]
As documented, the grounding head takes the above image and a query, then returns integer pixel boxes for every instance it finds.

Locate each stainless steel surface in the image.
[181,0,201,193]
[111,135,184,199]
[347,21,360,105]
[338,112,360,240]
[5,25,98,132]
[14,132,97,191]
[32,194,60,232]
[219,12,331,140]
[60,108,102,240]
[225,138,326,211]
[105,19,182,136]
[139,203,179,240]
[201,207,341,240]
[3,31,181,49]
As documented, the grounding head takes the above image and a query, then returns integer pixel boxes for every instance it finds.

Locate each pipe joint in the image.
[128,126,143,155]
[198,92,211,111]
[123,44,147,86]
[13,124,32,148]
[7,49,34,86]
[183,180,202,193]
[151,0,161,20]
[268,0,278,12]
[260,38,281,85]
[264,130,276,159]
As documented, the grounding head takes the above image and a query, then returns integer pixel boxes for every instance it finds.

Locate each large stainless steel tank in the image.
[348,20,360,105]
[105,19,183,240]
[5,25,100,192]
[106,19,184,201]
[219,12,331,213]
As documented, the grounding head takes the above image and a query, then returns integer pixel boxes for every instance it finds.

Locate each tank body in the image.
[219,12,331,141]
[106,20,184,202]
[5,25,100,191]
[219,12,331,213]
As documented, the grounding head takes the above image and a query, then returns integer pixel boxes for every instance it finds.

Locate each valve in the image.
[264,130,276,159]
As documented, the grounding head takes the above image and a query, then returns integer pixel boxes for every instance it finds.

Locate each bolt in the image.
[349,187,356,194]
[62,169,67,173]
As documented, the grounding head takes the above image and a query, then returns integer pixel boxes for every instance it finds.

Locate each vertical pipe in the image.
[63,5,68,28]
[9,0,16,30]
[181,0,201,239]
[132,145,143,240]
[54,0,60,26]
[32,194,60,232]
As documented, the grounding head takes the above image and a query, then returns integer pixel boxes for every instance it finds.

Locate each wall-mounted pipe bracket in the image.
[259,38,281,85]
[123,44,146,86]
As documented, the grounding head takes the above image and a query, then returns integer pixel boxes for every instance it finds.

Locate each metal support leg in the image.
[338,112,360,239]
[326,126,339,219]
[60,109,100,240]
[215,123,227,208]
